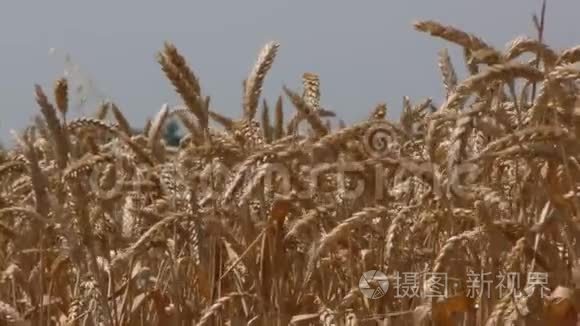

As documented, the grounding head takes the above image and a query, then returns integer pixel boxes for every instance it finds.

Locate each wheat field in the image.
[2,10,580,326]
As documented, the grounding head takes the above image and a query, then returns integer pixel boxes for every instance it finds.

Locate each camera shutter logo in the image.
[359,270,389,299]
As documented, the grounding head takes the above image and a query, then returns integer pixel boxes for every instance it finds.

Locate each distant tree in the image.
[164,119,183,147]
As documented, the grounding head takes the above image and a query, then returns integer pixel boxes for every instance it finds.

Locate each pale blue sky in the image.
[0,1,578,143]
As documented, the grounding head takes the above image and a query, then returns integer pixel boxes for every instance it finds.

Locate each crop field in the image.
[2,4,580,326]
